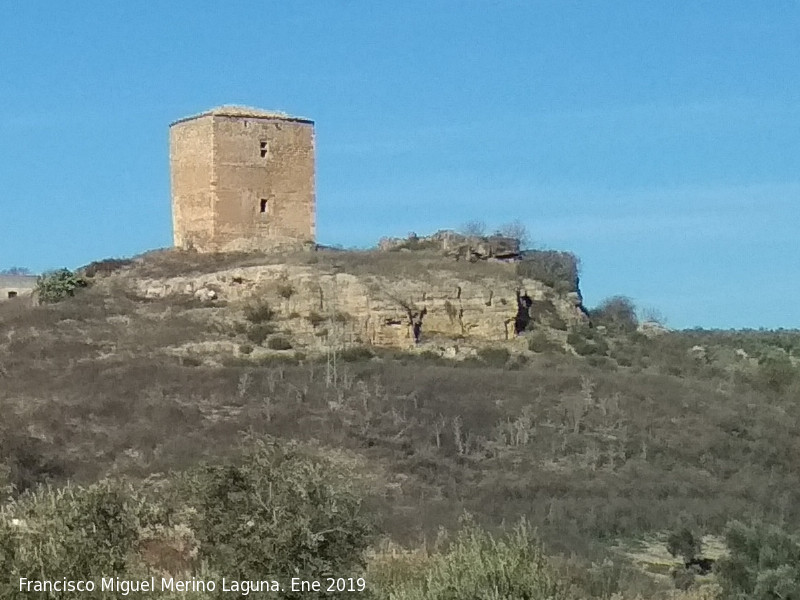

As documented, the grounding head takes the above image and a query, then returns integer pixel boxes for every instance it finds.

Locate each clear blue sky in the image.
[2,2,799,329]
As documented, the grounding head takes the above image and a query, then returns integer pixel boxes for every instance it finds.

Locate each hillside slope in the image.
[2,247,800,598]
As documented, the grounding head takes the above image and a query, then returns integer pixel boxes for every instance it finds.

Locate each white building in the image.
[0,275,37,302]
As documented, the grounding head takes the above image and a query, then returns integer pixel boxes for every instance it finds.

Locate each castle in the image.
[169,106,315,252]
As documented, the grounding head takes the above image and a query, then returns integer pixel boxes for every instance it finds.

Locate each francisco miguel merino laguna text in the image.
[19,576,367,595]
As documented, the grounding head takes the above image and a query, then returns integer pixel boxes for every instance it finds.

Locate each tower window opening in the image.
[259,141,269,157]
[260,199,268,213]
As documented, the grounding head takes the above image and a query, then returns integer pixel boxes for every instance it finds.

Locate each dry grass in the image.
[2,251,800,599]
[127,247,519,283]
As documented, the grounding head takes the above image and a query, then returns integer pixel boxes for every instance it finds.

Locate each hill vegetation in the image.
[1,249,799,598]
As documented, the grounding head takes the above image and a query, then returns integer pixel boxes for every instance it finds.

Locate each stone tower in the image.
[169,105,315,252]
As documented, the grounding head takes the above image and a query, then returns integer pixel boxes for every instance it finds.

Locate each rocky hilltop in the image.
[115,235,587,359]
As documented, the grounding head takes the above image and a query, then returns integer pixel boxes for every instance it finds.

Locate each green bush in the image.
[716,520,800,600]
[0,439,373,599]
[184,439,372,588]
[0,481,142,598]
[267,335,293,350]
[238,343,254,355]
[35,269,88,303]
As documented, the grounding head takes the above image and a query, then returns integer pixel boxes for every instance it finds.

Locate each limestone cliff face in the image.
[131,262,587,351]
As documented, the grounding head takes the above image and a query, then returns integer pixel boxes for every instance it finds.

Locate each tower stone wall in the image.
[170,106,315,252]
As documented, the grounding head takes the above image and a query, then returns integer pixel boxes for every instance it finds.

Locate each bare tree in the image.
[381,288,427,344]
[452,415,464,455]
[433,414,447,449]
[640,305,668,326]
[499,219,530,248]
[562,378,594,434]
[460,220,487,237]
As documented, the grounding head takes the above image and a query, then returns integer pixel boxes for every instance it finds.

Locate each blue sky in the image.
[1,2,799,328]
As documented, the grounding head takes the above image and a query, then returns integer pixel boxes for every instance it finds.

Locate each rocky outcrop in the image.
[378,230,521,261]
[128,259,587,352]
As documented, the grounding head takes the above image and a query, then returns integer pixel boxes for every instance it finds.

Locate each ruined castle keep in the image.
[169,106,315,252]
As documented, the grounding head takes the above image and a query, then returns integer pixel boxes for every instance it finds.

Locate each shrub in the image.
[80,258,133,278]
[267,335,293,350]
[586,355,617,370]
[757,351,796,392]
[230,321,248,335]
[549,314,568,331]
[370,516,569,600]
[671,567,696,591]
[0,481,142,592]
[609,344,638,367]
[243,301,274,323]
[307,311,325,327]
[340,346,375,362]
[0,440,373,599]
[477,347,511,367]
[246,323,277,345]
[276,281,295,299]
[0,430,67,493]
[35,269,88,303]
[590,296,638,333]
[388,235,439,251]
[184,439,372,585]
[716,520,800,599]
[180,355,202,367]
[567,326,609,357]
[516,251,580,293]
[615,355,634,367]
[667,527,702,563]
[238,343,254,355]
[528,331,563,353]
